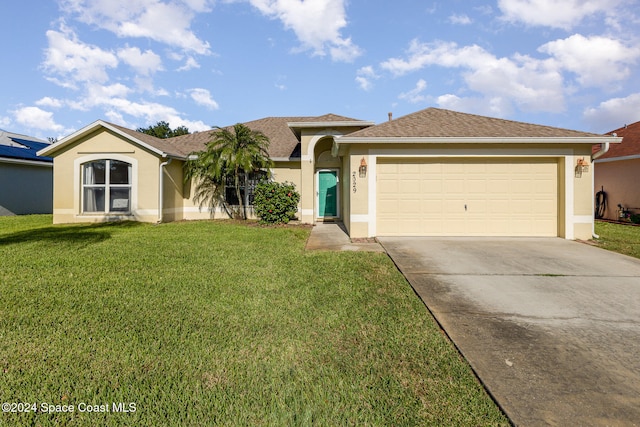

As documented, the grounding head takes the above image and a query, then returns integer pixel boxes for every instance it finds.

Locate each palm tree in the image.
[185,123,272,219]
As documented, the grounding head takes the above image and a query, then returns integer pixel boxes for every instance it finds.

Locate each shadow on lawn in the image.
[0,221,143,248]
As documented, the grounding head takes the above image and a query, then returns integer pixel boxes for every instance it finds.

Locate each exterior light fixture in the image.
[359,157,367,178]
[577,157,589,173]
[574,158,589,178]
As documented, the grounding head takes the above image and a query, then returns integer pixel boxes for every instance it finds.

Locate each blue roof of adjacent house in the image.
[0,131,52,163]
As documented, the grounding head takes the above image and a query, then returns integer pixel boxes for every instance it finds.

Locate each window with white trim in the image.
[224,170,268,206]
[82,160,131,213]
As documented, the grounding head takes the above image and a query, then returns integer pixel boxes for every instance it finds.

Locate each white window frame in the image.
[81,159,132,214]
[74,154,138,217]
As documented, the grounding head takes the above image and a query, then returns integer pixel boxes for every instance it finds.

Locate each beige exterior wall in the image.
[181,161,302,221]
[342,142,596,240]
[341,155,351,234]
[50,128,161,224]
[299,126,369,224]
[48,125,597,240]
[594,158,640,221]
[161,159,186,222]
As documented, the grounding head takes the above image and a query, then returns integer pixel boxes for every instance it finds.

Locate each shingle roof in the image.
[0,131,52,163]
[107,122,199,158]
[345,107,604,139]
[169,114,367,159]
[593,120,640,160]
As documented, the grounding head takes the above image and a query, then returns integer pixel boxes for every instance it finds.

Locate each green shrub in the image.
[630,214,640,224]
[253,181,300,224]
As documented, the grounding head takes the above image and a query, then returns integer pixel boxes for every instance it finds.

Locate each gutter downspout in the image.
[591,142,610,239]
[159,157,172,223]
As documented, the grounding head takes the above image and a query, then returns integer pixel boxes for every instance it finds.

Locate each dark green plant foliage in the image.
[253,181,301,224]
[630,214,640,224]
[184,123,273,219]
[136,121,190,139]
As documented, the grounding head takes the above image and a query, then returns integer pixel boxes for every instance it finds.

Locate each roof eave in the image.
[37,120,169,158]
[0,157,53,167]
[337,136,622,144]
[271,156,301,162]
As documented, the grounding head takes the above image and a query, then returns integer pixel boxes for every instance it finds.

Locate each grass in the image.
[0,215,508,426]
[594,221,640,259]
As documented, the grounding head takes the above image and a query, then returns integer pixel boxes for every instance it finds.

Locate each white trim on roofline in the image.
[37,120,172,159]
[271,156,301,162]
[0,157,53,167]
[594,154,640,163]
[337,136,621,144]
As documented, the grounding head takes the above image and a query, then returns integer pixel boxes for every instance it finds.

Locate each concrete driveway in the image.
[378,237,640,427]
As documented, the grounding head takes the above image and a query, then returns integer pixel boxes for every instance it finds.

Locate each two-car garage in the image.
[338,108,619,241]
[376,157,559,237]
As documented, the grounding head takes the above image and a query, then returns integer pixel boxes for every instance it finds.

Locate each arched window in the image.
[82,160,131,213]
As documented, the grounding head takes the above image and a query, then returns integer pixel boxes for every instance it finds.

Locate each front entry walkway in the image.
[305,222,384,252]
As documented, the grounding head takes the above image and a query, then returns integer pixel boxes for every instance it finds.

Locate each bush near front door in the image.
[253,181,300,224]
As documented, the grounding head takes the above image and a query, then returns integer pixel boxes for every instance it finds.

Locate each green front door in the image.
[318,170,338,217]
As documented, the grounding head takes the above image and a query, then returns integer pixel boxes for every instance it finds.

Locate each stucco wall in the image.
[162,159,186,222]
[182,161,302,221]
[0,162,52,215]
[594,158,640,220]
[50,128,161,224]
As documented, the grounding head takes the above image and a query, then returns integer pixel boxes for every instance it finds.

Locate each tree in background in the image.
[185,123,273,220]
[137,121,190,139]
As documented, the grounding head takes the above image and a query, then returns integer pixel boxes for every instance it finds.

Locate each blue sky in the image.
[2,0,640,140]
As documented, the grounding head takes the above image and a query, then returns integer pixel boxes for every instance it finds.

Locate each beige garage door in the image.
[377,158,558,236]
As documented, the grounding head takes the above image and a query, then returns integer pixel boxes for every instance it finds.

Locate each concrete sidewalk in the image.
[305,222,384,252]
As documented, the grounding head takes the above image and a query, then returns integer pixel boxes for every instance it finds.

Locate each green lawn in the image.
[594,221,640,259]
[0,215,507,426]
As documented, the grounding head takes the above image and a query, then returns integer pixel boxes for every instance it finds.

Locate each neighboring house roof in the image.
[341,108,611,141]
[592,120,640,161]
[0,130,52,164]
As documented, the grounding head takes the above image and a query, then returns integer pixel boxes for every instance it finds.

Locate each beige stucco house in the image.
[593,120,640,221]
[38,108,620,240]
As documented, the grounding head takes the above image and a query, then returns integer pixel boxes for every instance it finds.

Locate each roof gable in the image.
[345,108,605,139]
[37,120,193,159]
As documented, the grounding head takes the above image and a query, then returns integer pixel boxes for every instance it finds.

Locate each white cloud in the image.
[248,0,362,62]
[355,66,378,91]
[59,0,213,54]
[35,97,64,108]
[380,39,566,114]
[497,0,623,29]
[93,97,211,131]
[189,88,220,110]
[13,107,65,133]
[399,79,428,104]
[43,24,118,85]
[584,93,640,132]
[449,14,472,25]
[177,57,201,71]
[539,34,640,88]
[0,116,11,128]
[381,39,496,76]
[117,46,163,75]
[437,94,515,118]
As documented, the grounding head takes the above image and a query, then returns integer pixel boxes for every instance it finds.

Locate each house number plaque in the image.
[352,172,357,193]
